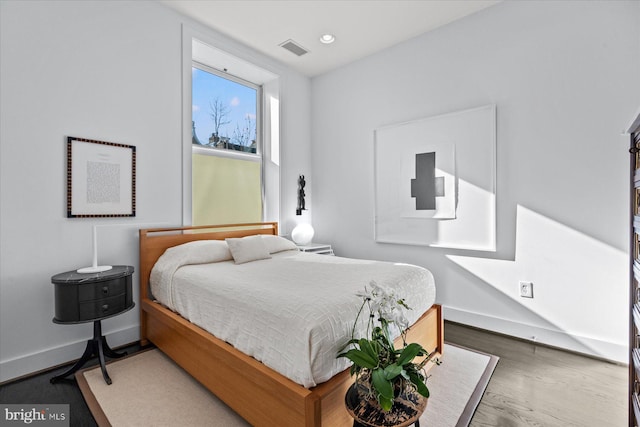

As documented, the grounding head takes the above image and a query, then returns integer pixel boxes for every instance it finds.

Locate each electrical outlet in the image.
[519,281,534,298]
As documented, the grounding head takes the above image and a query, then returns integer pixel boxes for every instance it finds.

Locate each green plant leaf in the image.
[342,348,377,369]
[408,371,430,398]
[383,364,403,380]
[338,338,362,352]
[369,340,379,358]
[379,319,393,345]
[396,343,424,366]
[358,339,379,362]
[378,394,393,412]
[373,327,393,351]
[372,368,394,400]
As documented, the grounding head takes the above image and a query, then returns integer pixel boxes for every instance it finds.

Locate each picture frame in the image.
[67,136,136,218]
[374,104,496,251]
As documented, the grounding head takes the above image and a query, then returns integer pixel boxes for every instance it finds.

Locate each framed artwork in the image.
[67,136,136,218]
[374,104,496,251]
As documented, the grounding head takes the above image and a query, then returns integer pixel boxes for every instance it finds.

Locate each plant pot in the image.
[344,380,428,427]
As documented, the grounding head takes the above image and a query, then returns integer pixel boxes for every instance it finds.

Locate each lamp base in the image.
[77,265,113,274]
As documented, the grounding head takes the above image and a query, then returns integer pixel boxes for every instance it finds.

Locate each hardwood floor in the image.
[0,323,627,426]
[444,321,628,427]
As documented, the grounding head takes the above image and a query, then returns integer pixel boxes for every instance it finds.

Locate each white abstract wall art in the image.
[374,104,496,251]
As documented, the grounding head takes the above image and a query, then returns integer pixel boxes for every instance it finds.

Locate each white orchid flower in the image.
[356,280,412,331]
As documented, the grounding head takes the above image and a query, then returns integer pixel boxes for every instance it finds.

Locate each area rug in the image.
[77,343,498,427]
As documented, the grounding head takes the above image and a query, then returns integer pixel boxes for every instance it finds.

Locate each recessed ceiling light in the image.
[319,34,335,44]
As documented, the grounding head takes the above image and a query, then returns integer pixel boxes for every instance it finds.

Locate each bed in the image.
[139,222,443,427]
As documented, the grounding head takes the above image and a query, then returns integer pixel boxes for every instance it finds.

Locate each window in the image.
[192,65,259,153]
[191,63,263,225]
[183,32,280,227]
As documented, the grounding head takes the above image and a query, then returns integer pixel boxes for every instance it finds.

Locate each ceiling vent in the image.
[279,39,309,57]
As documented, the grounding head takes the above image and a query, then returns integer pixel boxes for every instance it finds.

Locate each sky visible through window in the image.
[192,67,257,148]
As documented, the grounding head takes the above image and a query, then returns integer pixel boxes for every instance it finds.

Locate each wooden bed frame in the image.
[139,222,444,427]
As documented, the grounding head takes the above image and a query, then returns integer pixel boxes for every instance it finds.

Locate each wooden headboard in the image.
[138,222,278,302]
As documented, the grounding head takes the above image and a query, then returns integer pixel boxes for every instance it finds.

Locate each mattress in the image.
[150,244,436,388]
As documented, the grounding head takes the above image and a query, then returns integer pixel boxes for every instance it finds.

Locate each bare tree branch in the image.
[209,97,231,137]
[232,115,255,147]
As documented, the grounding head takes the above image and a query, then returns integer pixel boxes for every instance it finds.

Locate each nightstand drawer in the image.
[78,278,127,302]
[79,294,126,321]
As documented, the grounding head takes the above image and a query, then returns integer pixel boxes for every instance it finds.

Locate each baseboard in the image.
[444,305,628,364]
[0,325,139,383]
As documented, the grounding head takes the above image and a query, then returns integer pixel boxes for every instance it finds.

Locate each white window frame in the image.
[182,25,281,226]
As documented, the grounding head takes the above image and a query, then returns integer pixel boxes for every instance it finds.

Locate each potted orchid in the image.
[338,281,439,414]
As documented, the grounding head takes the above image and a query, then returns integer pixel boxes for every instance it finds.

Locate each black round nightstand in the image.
[50,265,135,385]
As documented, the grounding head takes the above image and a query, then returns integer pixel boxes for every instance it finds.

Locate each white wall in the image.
[0,0,311,381]
[311,0,640,362]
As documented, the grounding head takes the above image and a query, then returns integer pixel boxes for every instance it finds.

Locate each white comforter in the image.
[150,249,436,388]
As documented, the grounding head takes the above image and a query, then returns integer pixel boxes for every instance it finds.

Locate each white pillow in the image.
[226,235,272,264]
[261,235,299,254]
[151,240,233,305]
[163,240,232,264]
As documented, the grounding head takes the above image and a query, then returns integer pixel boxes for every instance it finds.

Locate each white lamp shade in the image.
[292,224,314,245]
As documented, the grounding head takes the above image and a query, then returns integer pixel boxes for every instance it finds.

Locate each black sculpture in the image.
[296,175,306,215]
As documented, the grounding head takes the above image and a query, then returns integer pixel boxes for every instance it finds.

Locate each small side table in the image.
[297,243,334,255]
[50,265,135,385]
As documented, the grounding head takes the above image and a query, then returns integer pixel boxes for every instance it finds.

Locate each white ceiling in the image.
[160,0,501,77]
